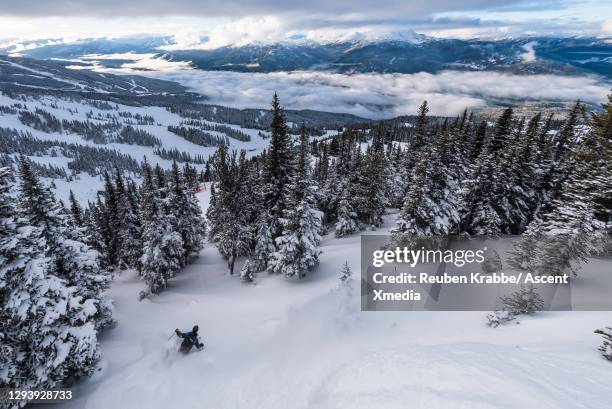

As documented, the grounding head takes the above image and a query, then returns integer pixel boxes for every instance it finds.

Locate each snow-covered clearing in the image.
[49,190,612,409]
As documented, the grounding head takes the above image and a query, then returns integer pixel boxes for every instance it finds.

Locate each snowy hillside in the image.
[2,51,611,409]
[0,55,191,95]
[45,193,612,409]
[0,56,360,204]
[0,91,270,204]
[4,1,612,408]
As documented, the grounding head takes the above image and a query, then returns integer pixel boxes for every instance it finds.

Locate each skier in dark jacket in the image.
[175,325,204,353]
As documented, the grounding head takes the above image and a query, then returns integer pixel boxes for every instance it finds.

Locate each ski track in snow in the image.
[45,195,612,409]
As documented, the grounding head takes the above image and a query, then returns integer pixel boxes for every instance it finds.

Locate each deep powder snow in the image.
[48,189,612,409]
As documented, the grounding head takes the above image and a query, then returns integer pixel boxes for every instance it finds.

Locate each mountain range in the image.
[1,34,610,78]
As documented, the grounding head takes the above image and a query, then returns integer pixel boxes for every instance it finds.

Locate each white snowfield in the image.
[47,190,612,409]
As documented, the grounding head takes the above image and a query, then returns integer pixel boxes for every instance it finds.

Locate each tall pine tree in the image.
[269,126,323,278]
[139,159,183,294]
[261,93,294,239]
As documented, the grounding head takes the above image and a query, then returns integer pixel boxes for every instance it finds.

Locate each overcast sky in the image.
[0,0,611,47]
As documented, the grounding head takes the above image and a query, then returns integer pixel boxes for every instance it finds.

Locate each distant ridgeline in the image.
[4,35,610,78]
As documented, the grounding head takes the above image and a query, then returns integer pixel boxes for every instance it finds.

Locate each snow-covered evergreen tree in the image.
[241,212,275,281]
[507,226,541,273]
[254,217,275,266]
[510,102,610,278]
[169,160,206,262]
[500,284,544,315]
[499,117,535,232]
[595,326,612,361]
[210,146,251,274]
[116,173,143,271]
[357,130,387,227]
[392,138,458,245]
[469,121,488,160]
[387,144,410,208]
[339,261,352,282]
[182,162,199,191]
[488,107,514,156]
[206,183,220,241]
[411,100,430,151]
[68,189,83,226]
[0,166,19,390]
[237,152,263,250]
[334,261,358,327]
[1,249,101,394]
[239,260,256,283]
[16,156,113,329]
[1,164,104,400]
[98,171,121,268]
[139,159,184,294]
[261,93,294,239]
[459,108,517,235]
[335,185,360,238]
[269,127,322,278]
[590,94,612,232]
[83,198,105,255]
[318,158,342,225]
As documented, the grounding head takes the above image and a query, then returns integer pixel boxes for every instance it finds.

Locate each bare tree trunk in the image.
[229,251,236,275]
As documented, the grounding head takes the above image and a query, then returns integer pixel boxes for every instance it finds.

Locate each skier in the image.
[175,325,204,353]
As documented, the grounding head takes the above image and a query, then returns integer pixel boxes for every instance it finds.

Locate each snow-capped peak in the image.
[306,29,430,45]
[346,29,429,43]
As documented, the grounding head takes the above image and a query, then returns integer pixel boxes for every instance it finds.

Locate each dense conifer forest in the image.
[1,90,611,401]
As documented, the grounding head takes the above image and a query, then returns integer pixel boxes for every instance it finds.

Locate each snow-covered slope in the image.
[47,196,612,409]
[0,91,272,204]
[0,55,191,95]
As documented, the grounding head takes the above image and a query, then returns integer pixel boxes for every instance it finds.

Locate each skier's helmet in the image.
[193,325,199,333]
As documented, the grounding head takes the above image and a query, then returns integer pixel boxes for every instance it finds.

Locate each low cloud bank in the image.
[102,59,611,118]
[520,41,538,63]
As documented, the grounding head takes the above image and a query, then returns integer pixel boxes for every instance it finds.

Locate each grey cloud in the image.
[290,16,490,31]
[0,0,526,18]
[489,0,577,12]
